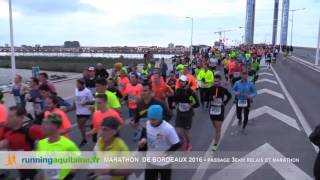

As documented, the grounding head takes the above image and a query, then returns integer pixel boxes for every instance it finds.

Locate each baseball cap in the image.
[179,75,188,82]
[88,67,95,71]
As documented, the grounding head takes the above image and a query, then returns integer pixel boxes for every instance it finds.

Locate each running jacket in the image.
[232,80,257,100]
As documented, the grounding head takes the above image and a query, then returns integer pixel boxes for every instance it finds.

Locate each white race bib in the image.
[128,95,137,103]
[238,99,248,107]
[178,103,191,112]
[211,98,222,106]
[234,72,241,78]
[210,106,221,115]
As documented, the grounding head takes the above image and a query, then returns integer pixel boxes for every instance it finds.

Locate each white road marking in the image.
[271,66,319,152]
[231,106,300,131]
[191,105,236,180]
[257,89,285,100]
[256,79,278,85]
[208,143,312,180]
[259,72,274,76]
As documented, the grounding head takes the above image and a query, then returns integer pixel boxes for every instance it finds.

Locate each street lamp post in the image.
[9,0,16,84]
[186,17,193,59]
[239,26,245,44]
[289,8,305,49]
[316,17,320,66]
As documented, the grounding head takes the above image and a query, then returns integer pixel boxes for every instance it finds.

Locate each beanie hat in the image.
[147,105,163,122]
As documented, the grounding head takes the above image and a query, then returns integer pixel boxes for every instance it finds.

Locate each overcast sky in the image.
[0,0,319,47]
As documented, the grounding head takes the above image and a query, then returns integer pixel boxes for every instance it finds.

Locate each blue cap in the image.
[147,105,163,121]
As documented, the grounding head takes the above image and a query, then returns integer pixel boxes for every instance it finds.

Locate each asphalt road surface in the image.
[3,56,319,180]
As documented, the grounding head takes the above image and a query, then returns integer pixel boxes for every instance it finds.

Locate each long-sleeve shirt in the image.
[232,80,257,100]
[206,86,232,106]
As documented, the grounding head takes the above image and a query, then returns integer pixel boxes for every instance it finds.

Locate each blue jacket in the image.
[232,79,257,100]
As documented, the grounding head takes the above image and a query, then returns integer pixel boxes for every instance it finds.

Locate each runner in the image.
[11,74,28,109]
[74,79,94,147]
[93,117,132,179]
[123,73,143,118]
[36,113,79,180]
[151,72,174,102]
[176,67,197,92]
[44,96,72,137]
[26,77,43,124]
[0,106,44,179]
[131,83,172,143]
[173,75,199,151]
[38,72,57,95]
[309,124,320,180]
[107,78,123,100]
[87,94,124,142]
[206,74,232,151]
[117,69,130,95]
[95,63,109,79]
[83,67,97,95]
[0,90,7,125]
[138,105,181,180]
[95,78,121,111]
[232,71,257,134]
[160,58,168,81]
[197,64,214,109]
[265,51,272,70]
[166,71,177,110]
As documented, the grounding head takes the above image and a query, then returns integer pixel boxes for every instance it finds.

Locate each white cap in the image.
[179,75,188,82]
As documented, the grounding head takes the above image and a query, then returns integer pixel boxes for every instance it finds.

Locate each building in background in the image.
[64,41,80,48]
[244,0,256,44]
[168,43,174,49]
[280,0,290,47]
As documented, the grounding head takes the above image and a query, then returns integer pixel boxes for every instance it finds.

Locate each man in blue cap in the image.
[138,105,181,180]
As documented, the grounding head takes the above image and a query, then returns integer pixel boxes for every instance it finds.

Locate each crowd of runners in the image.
[0,44,319,180]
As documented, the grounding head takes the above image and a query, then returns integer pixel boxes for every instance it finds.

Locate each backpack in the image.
[309,124,320,146]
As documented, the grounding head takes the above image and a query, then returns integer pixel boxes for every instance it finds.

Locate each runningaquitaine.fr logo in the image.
[6,153,17,167]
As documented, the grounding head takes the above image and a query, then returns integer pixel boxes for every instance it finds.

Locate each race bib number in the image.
[14,96,21,104]
[211,98,222,106]
[210,106,221,115]
[178,103,191,112]
[118,83,125,89]
[238,99,248,107]
[234,72,241,78]
[128,95,137,103]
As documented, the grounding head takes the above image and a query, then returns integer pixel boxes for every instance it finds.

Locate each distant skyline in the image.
[0,0,319,47]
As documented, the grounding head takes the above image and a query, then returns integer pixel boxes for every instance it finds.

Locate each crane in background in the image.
[214,29,234,42]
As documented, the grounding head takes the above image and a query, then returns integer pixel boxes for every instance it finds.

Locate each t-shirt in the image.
[152,82,172,102]
[94,137,129,180]
[0,125,44,151]
[75,88,94,115]
[0,104,8,124]
[92,109,124,130]
[118,77,130,95]
[146,120,180,166]
[29,89,43,115]
[124,83,143,109]
[36,136,80,180]
[95,90,121,110]
[44,108,71,136]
